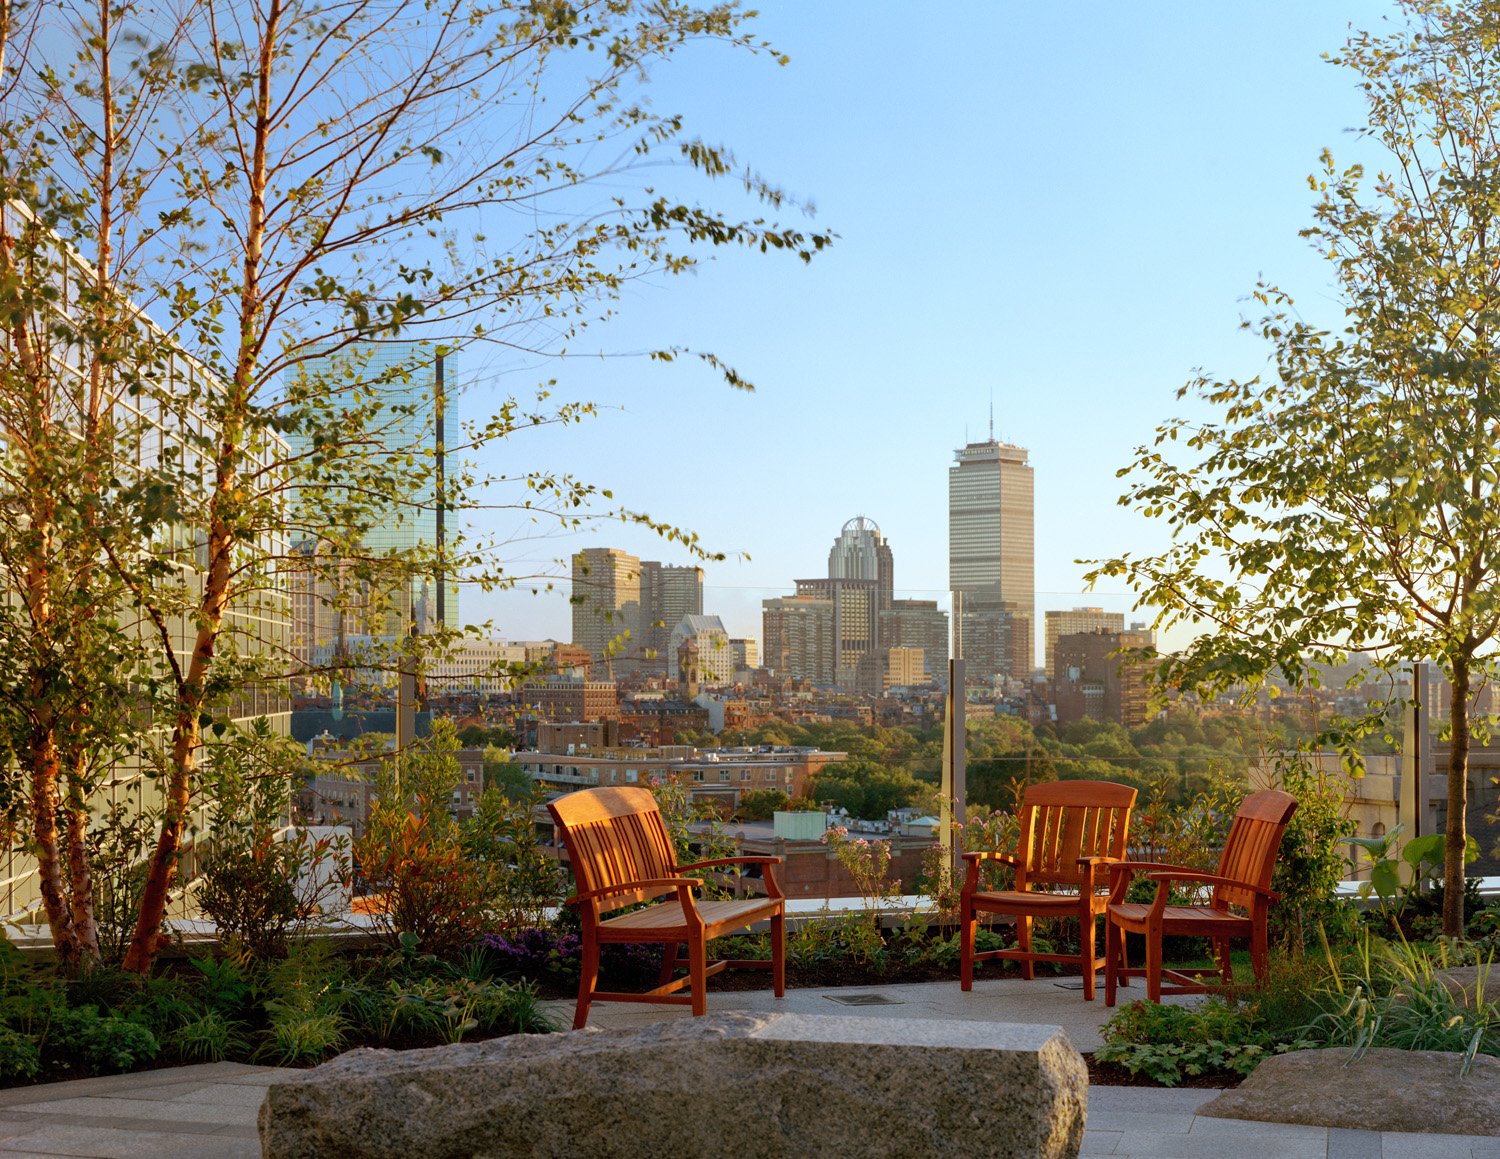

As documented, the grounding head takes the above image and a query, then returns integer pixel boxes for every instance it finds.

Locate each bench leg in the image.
[1017,915,1034,980]
[689,935,708,1017]
[660,940,680,988]
[771,910,785,998]
[574,934,600,1030]
[960,895,975,991]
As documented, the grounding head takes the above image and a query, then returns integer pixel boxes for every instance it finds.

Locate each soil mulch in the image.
[1083,1054,1241,1088]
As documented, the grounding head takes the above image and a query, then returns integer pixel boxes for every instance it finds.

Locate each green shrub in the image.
[169,1011,244,1063]
[356,725,495,958]
[1302,932,1500,1072]
[198,720,348,960]
[261,1010,346,1065]
[1098,988,1318,1087]
[1100,999,1275,1086]
[46,1008,160,1074]
[189,955,254,1019]
[0,1027,39,1081]
[460,786,565,929]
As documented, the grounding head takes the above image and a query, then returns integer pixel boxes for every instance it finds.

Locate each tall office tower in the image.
[795,577,878,689]
[291,342,460,638]
[949,435,1035,678]
[571,548,642,672]
[640,562,704,670]
[761,595,836,684]
[880,599,950,676]
[1044,607,1125,676]
[827,516,894,610]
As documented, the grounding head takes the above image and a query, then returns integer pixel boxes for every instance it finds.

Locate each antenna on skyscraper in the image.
[988,392,994,440]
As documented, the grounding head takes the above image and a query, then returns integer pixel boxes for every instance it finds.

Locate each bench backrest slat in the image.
[549,786,679,913]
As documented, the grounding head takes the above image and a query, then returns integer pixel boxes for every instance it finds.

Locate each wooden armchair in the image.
[960,780,1136,1001]
[1104,789,1298,1005]
[547,786,785,1030]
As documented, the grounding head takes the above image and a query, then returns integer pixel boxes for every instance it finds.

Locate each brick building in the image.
[1052,628,1155,729]
[519,676,619,722]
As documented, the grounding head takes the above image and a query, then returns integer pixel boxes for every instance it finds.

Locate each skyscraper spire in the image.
[989,392,994,440]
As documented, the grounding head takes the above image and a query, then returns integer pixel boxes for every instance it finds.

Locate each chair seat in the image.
[1107,902,1251,935]
[598,896,782,941]
[969,889,1108,913]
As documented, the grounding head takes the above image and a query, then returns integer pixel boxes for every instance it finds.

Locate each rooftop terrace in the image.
[0,978,1490,1158]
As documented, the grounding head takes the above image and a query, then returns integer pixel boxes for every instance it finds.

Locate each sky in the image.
[454,1,1393,656]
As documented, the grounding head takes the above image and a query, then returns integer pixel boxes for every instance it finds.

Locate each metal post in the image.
[952,590,966,849]
[434,350,445,632]
[1400,661,1432,877]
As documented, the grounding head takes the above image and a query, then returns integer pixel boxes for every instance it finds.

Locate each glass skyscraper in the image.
[290,341,459,636]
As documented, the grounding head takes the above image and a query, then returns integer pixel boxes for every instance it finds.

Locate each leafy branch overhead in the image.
[0,0,829,973]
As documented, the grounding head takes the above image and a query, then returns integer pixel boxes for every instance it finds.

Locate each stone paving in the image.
[0,979,1487,1156]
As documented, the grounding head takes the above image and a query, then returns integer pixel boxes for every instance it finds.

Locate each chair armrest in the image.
[1106,860,1188,879]
[678,857,784,871]
[1106,860,1189,903]
[961,850,1019,895]
[567,877,701,905]
[1143,869,1280,901]
[1075,855,1122,890]
[960,851,1020,865]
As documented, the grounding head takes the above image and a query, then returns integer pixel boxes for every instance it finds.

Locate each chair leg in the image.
[1081,911,1097,1002]
[1017,915,1034,980]
[1105,918,1120,1007]
[688,935,708,1016]
[1250,922,1270,987]
[1214,937,1232,985]
[574,934,600,1030]
[771,909,786,999]
[659,940,680,988]
[960,896,975,992]
[1145,928,1162,1003]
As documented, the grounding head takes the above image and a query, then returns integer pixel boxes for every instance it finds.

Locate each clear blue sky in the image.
[459,2,1390,655]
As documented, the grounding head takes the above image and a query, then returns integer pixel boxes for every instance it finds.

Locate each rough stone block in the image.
[1198,1047,1500,1135]
[258,1011,1087,1158]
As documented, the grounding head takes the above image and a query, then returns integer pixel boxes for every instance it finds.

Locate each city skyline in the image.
[446,4,1387,655]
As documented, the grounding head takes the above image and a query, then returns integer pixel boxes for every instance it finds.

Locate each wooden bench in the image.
[548,785,786,1029]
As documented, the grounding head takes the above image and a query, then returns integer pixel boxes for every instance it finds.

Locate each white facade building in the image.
[668,615,732,682]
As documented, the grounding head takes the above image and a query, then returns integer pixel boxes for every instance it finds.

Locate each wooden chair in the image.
[547,785,786,1030]
[960,780,1137,1001]
[1104,789,1298,1005]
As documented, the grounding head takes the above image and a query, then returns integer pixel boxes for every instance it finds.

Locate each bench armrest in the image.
[567,877,701,905]
[678,857,783,871]
[679,856,786,901]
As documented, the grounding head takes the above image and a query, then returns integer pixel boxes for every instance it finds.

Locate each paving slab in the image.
[542,973,1175,1050]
